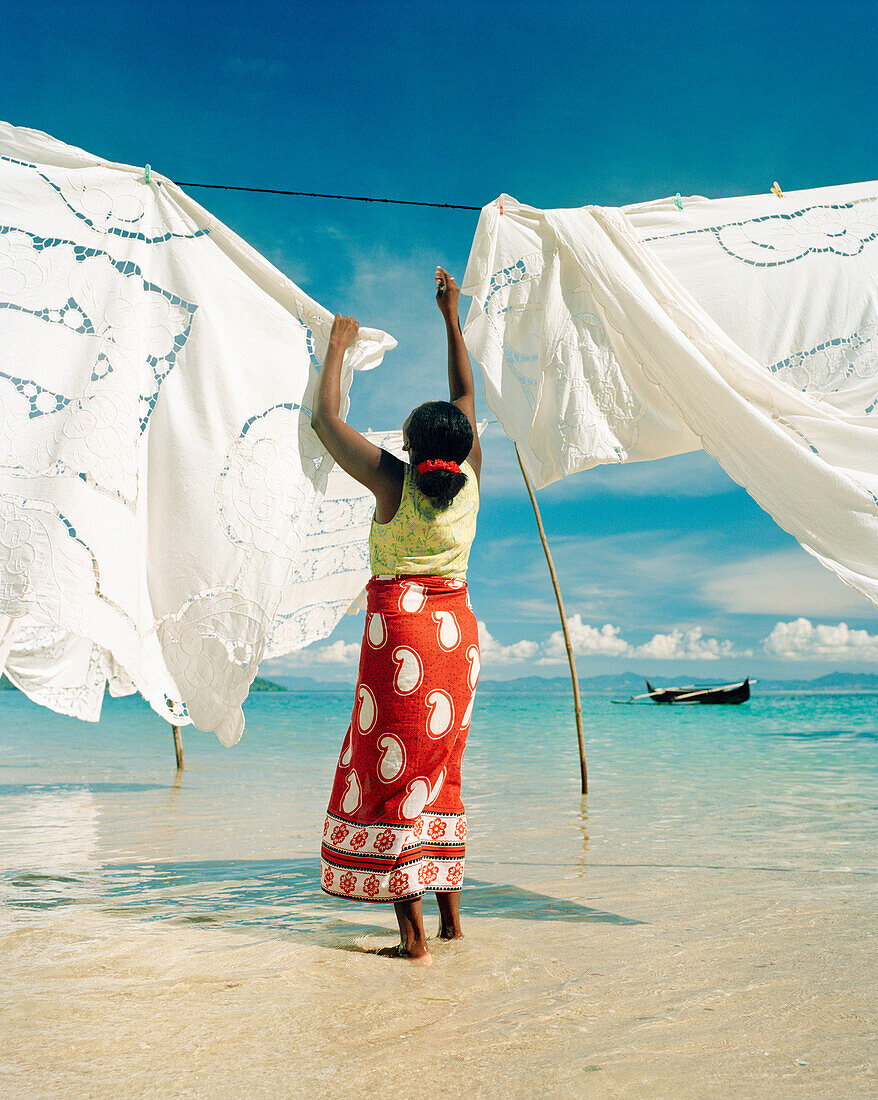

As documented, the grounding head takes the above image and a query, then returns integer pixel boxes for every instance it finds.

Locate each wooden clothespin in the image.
[770,180,783,198]
[674,193,683,210]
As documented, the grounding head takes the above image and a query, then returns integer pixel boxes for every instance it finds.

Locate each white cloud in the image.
[537,615,746,663]
[762,618,878,661]
[267,615,751,678]
[540,615,629,661]
[266,639,361,673]
[704,550,868,616]
[477,621,539,665]
[311,640,361,664]
[633,627,750,661]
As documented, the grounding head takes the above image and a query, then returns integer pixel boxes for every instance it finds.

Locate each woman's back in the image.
[369,459,478,579]
[313,266,481,962]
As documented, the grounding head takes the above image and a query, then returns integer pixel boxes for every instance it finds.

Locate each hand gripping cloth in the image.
[462,185,878,609]
[0,121,396,744]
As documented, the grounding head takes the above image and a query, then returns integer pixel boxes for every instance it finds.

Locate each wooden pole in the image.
[515,445,587,794]
[172,724,184,770]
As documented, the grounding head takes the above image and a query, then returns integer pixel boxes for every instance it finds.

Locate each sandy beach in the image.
[2,861,874,1097]
[1,691,876,1097]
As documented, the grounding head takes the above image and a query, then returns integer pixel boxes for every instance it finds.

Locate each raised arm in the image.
[310,314,404,519]
[435,266,481,481]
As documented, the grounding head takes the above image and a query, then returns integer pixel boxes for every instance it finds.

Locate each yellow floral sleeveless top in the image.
[369,460,479,579]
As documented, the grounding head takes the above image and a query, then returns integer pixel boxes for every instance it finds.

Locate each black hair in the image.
[407,401,473,511]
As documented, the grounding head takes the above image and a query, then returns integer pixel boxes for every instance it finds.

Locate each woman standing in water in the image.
[312,267,481,966]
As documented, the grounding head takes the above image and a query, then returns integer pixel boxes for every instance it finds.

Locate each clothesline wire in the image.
[173,180,482,211]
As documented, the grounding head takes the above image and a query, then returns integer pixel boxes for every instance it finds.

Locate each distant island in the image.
[479,671,878,694]
[262,670,878,694]
[250,676,286,692]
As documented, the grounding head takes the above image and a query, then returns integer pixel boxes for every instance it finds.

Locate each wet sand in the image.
[2,864,874,1098]
[1,691,876,1096]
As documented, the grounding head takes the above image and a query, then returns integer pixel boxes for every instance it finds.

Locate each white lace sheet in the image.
[462,186,878,609]
[0,613,136,723]
[0,121,397,744]
[0,432,398,724]
[0,434,396,723]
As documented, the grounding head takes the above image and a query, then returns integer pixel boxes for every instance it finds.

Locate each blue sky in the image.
[5,0,878,679]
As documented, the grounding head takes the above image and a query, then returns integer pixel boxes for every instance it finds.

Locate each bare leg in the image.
[436,890,464,939]
[377,898,432,965]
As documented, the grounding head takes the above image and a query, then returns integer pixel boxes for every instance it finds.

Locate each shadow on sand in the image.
[4,856,643,931]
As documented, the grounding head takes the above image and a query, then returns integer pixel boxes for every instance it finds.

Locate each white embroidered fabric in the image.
[0,428,457,725]
[462,186,878,608]
[0,121,396,744]
[0,614,123,722]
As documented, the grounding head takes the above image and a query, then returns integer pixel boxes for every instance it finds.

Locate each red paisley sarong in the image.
[321,575,480,903]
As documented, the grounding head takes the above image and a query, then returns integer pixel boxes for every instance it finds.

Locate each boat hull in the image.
[645,679,750,705]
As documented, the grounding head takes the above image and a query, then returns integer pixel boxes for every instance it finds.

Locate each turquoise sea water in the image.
[1,689,875,926]
[1,688,876,1098]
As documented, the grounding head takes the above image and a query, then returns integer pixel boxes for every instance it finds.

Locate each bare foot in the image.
[377,942,433,966]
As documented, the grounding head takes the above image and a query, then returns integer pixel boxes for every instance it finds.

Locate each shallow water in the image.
[1,689,876,1097]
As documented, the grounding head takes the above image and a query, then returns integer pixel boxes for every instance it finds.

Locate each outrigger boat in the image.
[615,678,752,705]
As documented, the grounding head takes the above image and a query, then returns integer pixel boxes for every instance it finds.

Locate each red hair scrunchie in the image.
[417,458,461,475]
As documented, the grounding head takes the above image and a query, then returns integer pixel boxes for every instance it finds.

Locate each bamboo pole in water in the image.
[515,445,587,794]
[172,724,184,770]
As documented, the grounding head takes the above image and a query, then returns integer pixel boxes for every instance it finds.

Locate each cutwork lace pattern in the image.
[263,428,402,659]
[555,304,645,469]
[463,192,878,613]
[0,132,394,741]
[478,254,546,423]
[0,226,196,506]
[2,617,109,722]
[476,251,645,474]
[0,155,207,243]
[767,324,878,415]
[639,196,878,267]
[0,494,136,629]
[217,402,323,565]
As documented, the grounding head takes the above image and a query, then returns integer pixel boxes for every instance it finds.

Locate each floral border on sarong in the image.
[320,807,467,903]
